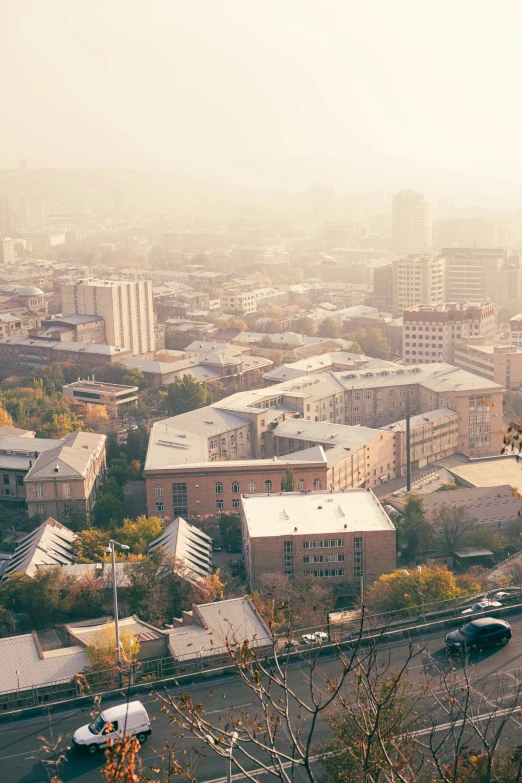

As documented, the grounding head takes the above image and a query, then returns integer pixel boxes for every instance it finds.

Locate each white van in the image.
[73,700,151,755]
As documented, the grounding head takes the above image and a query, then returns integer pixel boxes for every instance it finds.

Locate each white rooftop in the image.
[241,489,395,538]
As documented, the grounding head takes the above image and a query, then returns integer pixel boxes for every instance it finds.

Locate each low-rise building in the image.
[24,432,106,522]
[38,314,106,344]
[167,597,271,668]
[270,418,398,489]
[62,380,139,418]
[452,340,522,390]
[241,489,396,590]
[65,616,168,661]
[380,408,459,471]
[0,335,131,377]
[0,433,63,503]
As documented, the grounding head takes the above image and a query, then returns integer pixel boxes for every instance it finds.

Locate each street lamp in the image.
[205,730,239,783]
[106,539,130,668]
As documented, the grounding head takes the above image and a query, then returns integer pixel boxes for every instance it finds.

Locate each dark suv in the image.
[446,617,511,654]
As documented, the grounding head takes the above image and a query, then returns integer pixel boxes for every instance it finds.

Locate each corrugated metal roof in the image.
[0,635,87,693]
[66,615,166,647]
[149,517,212,584]
[167,597,270,661]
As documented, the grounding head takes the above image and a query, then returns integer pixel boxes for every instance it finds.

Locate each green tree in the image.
[165,375,211,416]
[395,493,433,562]
[165,329,192,351]
[317,318,341,338]
[281,465,295,492]
[350,328,391,360]
[94,493,124,528]
[106,432,124,463]
[259,335,274,348]
[125,427,149,466]
[218,513,241,548]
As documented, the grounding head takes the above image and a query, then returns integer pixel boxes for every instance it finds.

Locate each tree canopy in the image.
[164,375,212,416]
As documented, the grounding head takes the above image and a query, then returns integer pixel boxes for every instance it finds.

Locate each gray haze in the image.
[3,0,522,192]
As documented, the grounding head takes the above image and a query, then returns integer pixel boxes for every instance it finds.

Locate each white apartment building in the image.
[510,314,522,349]
[392,255,445,315]
[443,248,506,303]
[220,288,257,314]
[61,279,155,356]
[403,303,496,365]
[392,190,432,256]
[0,239,15,266]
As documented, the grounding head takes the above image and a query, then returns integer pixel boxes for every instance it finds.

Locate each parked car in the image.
[212,542,222,552]
[301,631,329,645]
[227,544,242,554]
[446,618,511,654]
[461,600,502,615]
[282,639,299,650]
[73,701,151,755]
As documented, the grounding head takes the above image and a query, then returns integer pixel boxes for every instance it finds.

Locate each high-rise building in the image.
[443,248,506,304]
[61,279,155,356]
[402,302,496,365]
[0,198,13,234]
[392,190,432,255]
[392,255,445,314]
[0,239,15,266]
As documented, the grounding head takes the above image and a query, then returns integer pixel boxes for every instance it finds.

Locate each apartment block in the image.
[241,489,396,590]
[392,255,445,314]
[392,190,432,255]
[402,303,496,364]
[0,239,15,266]
[24,432,106,523]
[443,248,506,304]
[220,288,258,314]
[61,278,155,356]
[0,335,130,377]
[453,340,522,391]
[510,314,522,350]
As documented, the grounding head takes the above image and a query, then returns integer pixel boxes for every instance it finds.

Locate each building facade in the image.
[392,255,445,314]
[61,279,155,356]
[381,408,459,472]
[241,489,396,590]
[443,248,506,304]
[453,340,522,391]
[402,303,496,365]
[392,190,432,256]
[24,432,106,523]
[0,335,130,377]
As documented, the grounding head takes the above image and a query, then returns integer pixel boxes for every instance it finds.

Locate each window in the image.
[232,499,240,509]
[284,540,293,553]
[303,539,343,548]
[2,475,8,486]
[354,536,362,549]
[265,480,272,492]
[221,438,226,446]
[304,554,345,563]
[172,482,188,518]
[314,478,322,490]
[36,483,43,498]
[232,481,240,494]
[63,483,71,498]
[248,481,256,492]
[215,482,223,494]
[36,503,44,516]
[216,499,224,510]
[210,440,217,450]
[17,476,23,487]
[354,564,363,578]
[303,569,345,578]
[261,419,265,427]
[354,551,363,563]
[297,479,305,490]
[155,502,164,512]
[155,485,163,498]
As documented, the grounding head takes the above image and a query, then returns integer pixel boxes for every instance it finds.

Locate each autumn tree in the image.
[252,572,333,632]
[116,515,162,555]
[85,621,140,670]
[365,566,468,614]
[0,406,14,428]
[318,317,341,338]
[82,403,109,430]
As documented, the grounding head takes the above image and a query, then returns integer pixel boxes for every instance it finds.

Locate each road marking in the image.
[206,703,252,715]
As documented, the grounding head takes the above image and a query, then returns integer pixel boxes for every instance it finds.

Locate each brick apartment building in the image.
[0,335,131,377]
[453,340,522,391]
[380,408,459,472]
[241,489,396,590]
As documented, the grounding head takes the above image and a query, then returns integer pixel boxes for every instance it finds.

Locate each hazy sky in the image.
[3,0,522,190]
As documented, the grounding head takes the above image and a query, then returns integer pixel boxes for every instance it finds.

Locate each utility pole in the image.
[406,409,411,492]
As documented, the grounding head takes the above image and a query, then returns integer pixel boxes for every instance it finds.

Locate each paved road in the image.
[6,616,522,783]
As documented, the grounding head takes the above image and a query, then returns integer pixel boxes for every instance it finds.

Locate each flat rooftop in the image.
[444,454,522,490]
[241,489,395,538]
[63,380,139,394]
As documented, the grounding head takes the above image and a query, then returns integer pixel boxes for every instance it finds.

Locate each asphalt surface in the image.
[6,615,522,783]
